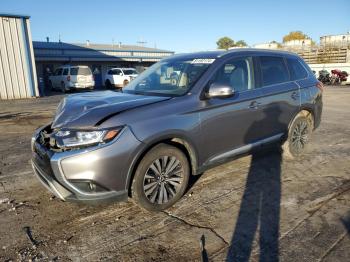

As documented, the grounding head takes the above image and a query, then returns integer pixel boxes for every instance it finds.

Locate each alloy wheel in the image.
[290,120,309,153]
[143,156,184,204]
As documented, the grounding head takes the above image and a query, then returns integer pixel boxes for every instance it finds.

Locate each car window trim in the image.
[199,54,258,99]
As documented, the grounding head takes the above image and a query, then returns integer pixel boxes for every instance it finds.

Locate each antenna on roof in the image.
[58,33,61,43]
[137,37,147,47]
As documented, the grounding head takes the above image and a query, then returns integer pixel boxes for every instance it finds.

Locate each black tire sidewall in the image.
[287,115,311,157]
[131,144,190,211]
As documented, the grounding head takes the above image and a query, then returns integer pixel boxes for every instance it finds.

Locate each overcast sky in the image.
[1,0,349,52]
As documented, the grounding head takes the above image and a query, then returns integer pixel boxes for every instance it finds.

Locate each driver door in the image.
[199,56,265,165]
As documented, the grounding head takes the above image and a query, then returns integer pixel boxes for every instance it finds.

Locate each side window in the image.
[62,68,69,75]
[107,70,112,75]
[260,56,289,86]
[56,68,63,76]
[111,69,121,75]
[286,58,308,80]
[210,57,254,92]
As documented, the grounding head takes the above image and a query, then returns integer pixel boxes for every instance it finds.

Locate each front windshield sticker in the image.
[191,58,215,64]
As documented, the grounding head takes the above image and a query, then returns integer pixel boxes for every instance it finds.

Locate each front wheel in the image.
[131,144,190,211]
[282,114,312,159]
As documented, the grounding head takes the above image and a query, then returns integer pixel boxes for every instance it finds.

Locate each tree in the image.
[283,31,311,43]
[235,40,247,47]
[216,37,235,50]
[271,40,282,48]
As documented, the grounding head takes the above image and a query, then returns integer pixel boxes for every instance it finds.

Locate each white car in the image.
[104,68,138,89]
[49,65,95,93]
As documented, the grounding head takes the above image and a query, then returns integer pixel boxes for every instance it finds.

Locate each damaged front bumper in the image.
[31,124,141,204]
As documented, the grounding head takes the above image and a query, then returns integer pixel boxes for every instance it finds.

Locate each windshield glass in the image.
[70,67,92,76]
[123,69,138,75]
[122,59,213,96]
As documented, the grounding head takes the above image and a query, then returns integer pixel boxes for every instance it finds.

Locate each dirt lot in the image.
[0,87,349,261]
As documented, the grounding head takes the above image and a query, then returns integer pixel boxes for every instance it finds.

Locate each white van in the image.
[49,65,95,92]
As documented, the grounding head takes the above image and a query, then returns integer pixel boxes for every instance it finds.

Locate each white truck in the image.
[104,68,138,89]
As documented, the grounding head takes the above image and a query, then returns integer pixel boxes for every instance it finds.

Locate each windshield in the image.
[70,67,92,76]
[123,69,138,75]
[122,59,213,96]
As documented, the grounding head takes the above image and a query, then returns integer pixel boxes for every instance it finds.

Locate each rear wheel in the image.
[60,82,66,93]
[123,79,129,87]
[282,114,313,159]
[131,144,190,211]
[105,80,112,89]
[49,81,54,91]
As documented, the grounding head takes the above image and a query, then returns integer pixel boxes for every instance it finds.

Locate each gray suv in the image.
[31,49,323,211]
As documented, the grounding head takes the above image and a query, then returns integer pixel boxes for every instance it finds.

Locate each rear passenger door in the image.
[257,56,300,139]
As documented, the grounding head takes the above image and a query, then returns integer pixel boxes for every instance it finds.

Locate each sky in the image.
[1,0,349,53]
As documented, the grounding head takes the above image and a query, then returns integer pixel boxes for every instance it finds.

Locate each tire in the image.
[105,80,112,89]
[61,82,66,93]
[131,144,190,211]
[49,81,54,91]
[123,79,129,87]
[282,114,313,159]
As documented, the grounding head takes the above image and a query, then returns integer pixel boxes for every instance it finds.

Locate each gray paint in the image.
[31,49,323,203]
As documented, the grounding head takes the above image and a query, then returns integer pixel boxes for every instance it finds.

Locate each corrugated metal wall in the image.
[0,15,38,99]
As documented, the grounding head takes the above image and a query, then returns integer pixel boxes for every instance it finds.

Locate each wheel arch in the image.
[288,107,315,131]
[126,136,199,196]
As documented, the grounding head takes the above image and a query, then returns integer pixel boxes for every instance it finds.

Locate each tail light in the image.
[316,81,324,92]
[67,75,71,82]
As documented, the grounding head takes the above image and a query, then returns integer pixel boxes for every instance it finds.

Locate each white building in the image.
[283,39,312,48]
[0,13,38,99]
[320,32,350,47]
[253,42,279,49]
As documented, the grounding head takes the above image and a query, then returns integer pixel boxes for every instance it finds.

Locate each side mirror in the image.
[206,83,234,98]
[119,73,123,76]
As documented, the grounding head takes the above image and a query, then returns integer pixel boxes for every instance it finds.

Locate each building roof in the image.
[33,41,173,53]
[33,41,174,63]
[0,13,30,19]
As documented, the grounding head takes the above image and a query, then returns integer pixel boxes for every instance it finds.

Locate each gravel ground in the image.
[0,87,349,261]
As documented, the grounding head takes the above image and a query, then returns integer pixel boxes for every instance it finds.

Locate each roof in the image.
[33,41,173,53]
[0,13,30,19]
[164,48,299,61]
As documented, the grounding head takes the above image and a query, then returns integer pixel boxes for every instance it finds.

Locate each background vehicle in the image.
[49,65,94,92]
[104,68,138,89]
[318,69,331,85]
[32,49,323,212]
[330,69,348,85]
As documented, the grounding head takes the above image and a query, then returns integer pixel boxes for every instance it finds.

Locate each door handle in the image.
[291,91,299,100]
[248,101,261,109]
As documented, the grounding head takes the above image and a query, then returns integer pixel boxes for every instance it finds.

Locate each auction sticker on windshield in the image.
[191,59,215,64]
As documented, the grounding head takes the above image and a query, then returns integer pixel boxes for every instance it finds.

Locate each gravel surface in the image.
[0,87,349,261]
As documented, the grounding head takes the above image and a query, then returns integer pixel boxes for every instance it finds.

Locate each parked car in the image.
[32,49,323,211]
[49,65,95,93]
[104,68,138,89]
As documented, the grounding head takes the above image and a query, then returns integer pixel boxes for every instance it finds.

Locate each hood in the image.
[51,91,170,129]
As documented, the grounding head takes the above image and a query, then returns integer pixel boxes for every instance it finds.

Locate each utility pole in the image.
[137,37,147,47]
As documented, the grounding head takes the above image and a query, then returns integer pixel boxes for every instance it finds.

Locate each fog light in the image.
[69,180,108,193]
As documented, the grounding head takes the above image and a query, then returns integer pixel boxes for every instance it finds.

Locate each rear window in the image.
[287,58,308,80]
[260,56,289,86]
[70,67,92,76]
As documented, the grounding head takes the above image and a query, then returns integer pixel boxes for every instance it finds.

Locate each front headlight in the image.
[55,129,122,149]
